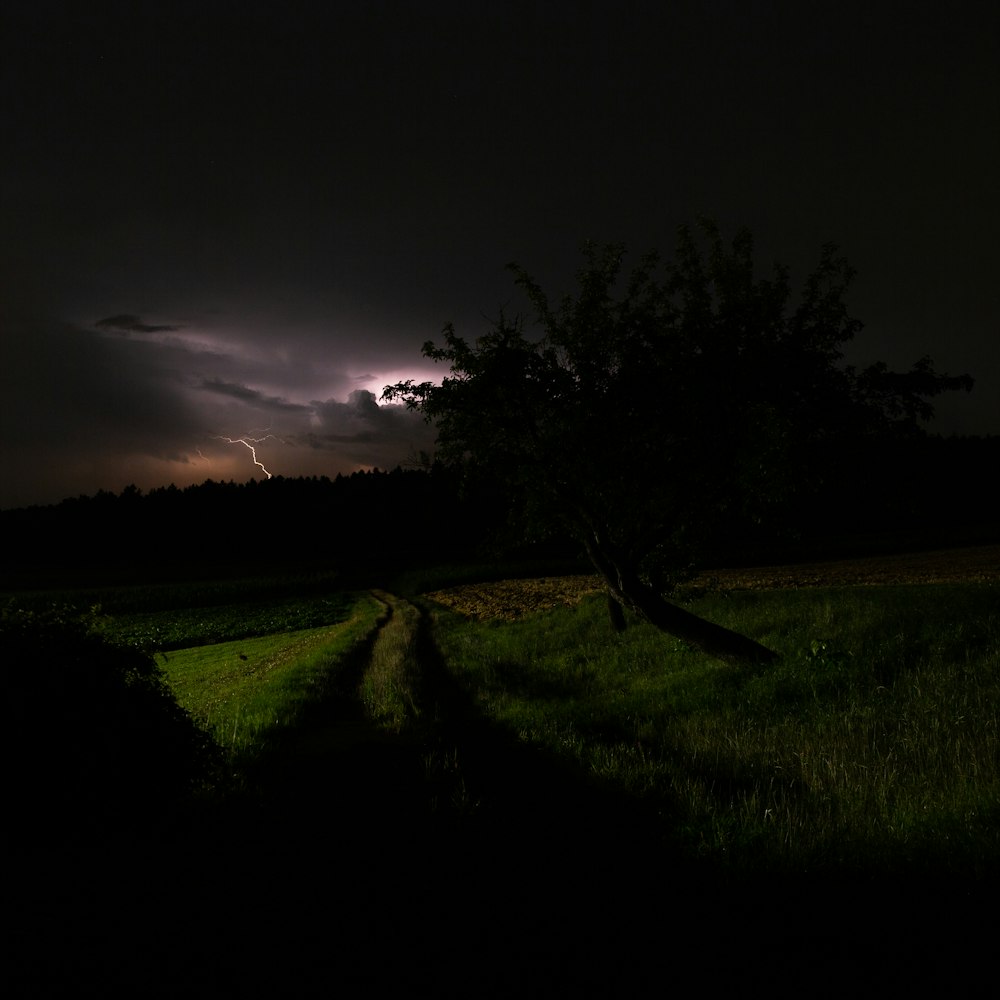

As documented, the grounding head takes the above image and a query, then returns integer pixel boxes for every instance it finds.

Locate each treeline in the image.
[0,465,502,588]
[717,432,1000,565]
[2,435,998,589]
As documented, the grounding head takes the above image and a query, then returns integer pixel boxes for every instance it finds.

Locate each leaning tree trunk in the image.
[583,536,778,668]
[606,592,628,633]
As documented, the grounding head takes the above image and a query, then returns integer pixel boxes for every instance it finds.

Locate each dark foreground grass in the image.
[427,581,999,877]
[12,579,997,992]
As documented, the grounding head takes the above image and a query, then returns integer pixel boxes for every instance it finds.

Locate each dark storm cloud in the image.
[0,312,207,506]
[2,2,997,506]
[308,389,430,446]
[0,304,434,506]
[2,317,197,446]
[95,314,181,335]
[297,390,436,468]
[198,378,312,413]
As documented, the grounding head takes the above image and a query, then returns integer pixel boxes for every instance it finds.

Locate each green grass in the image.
[160,592,383,762]
[360,592,422,731]
[4,571,380,772]
[18,559,995,878]
[426,581,1000,876]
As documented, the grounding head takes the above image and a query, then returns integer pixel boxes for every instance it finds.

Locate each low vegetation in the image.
[4,602,218,843]
[12,570,355,649]
[4,577,383,837]
[8,550,996,879]
[161,593,383,762]
[426,576,999,876]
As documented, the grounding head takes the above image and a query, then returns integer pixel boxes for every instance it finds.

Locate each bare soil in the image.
[426,544,1000,621]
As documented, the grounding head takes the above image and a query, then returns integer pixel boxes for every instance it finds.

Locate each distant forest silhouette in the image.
[2,434,998,588]
[2,465,491,587]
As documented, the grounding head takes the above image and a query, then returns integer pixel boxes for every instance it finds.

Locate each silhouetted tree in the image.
[384,221,974,666]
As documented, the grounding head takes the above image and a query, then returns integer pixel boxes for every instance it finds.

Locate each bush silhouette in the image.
[4,604,218,843]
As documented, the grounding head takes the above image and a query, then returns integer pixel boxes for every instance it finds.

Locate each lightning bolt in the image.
[216,434,278,479]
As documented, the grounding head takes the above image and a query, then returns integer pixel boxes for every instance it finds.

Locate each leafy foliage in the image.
[388,221,971,575]
[4,602,219,842]
[385,221,973,663]
[108,591,359,651]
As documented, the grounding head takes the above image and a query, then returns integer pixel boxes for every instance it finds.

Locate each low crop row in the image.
[108,590,359,651]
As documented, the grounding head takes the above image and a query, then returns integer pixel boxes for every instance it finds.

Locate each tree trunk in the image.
[583,536,778,668]
[606,593,627,633]
[614,574,778,666]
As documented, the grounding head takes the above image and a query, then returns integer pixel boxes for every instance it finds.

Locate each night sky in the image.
[2,1,998,509]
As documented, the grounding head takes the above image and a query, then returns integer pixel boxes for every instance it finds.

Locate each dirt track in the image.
[426,544,1000,621]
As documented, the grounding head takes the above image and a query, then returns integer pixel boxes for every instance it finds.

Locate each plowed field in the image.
[425,544,1000,621]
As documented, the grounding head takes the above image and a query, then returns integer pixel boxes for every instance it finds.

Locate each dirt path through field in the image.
[187,546,998,842]
[24,576,988,993]
[256,545,998,817]
[233,589,667,875]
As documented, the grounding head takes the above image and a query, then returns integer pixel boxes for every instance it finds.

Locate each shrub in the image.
[3,603,218,843]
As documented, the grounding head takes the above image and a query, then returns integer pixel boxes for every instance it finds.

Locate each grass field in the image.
[424,572,999,877]
[4,573,384,776]
[11,549,995,879]
[9,550,998,992]
[161,594,383,762]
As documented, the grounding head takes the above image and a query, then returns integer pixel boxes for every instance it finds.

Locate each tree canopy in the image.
[383,221,973,666]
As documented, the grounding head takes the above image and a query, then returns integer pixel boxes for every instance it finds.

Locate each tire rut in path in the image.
[30,593,708,993]
[406,596,676,881]
[222,590,676,894]
[241,592,431,848]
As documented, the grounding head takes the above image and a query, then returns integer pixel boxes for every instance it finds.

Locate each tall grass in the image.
[427,582,999,876]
